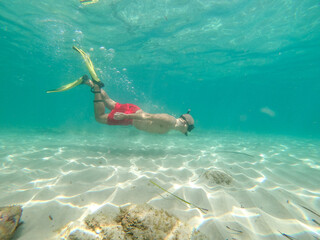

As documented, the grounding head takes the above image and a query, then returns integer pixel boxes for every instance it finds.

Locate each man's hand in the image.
[114,112,126,120]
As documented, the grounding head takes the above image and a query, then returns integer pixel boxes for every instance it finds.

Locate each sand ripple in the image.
[0,130,319,239]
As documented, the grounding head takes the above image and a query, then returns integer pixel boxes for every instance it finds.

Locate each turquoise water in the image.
[1,0,319,136]
[1,1,320,239]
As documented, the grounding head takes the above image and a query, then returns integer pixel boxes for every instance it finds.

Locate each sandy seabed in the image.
[0,129,319,239]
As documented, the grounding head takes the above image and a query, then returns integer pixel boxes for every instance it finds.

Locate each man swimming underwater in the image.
[47,46,195,136]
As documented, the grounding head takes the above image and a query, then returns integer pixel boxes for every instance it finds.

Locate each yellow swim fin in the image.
[72,46,104,88]
[46,75,88,93]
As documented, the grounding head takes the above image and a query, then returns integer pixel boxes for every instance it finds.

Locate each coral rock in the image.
[0,205,23,240]
[64,204,208,240]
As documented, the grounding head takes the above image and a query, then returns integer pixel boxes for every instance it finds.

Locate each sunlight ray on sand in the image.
[0,130,319,239]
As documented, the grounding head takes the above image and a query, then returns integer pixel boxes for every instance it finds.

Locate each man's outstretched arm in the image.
[114,112,176,126]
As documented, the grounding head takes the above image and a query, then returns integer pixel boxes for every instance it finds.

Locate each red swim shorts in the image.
[107,103,141,125]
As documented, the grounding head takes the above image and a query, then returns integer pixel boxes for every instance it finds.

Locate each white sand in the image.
[0,129,319,239]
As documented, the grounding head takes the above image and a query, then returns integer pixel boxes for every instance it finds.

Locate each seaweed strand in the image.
[149,180,208,214]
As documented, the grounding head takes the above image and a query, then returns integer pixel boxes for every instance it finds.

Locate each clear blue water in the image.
[0,0,319,137]
[0,1,320,239]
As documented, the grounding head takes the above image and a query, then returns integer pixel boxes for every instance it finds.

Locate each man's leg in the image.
[99,88,116,110]
[84,78,116,110]
[92,84,109,124]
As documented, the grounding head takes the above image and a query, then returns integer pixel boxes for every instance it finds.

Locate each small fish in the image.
[80,0,99,5]
[298,204,320,218]
[49,215,53,221]
[278,231,297,240]
[312,219,320,226]
[0,205,23,240]
[226,226,243,234]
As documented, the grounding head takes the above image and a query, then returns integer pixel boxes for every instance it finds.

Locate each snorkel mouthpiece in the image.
[180,109,195,136]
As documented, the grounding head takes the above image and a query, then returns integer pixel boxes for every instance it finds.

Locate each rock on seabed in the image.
[65,204,208,240]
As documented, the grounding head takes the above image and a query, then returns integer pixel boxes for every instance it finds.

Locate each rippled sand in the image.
[0,129,319,239]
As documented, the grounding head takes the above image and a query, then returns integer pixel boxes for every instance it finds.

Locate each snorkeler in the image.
[47,46,195,136]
